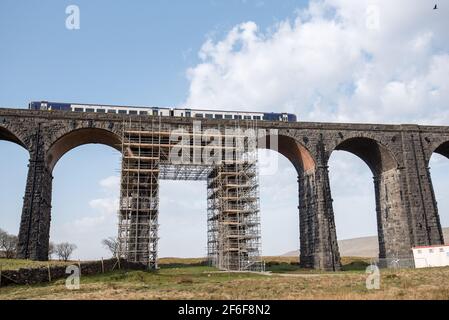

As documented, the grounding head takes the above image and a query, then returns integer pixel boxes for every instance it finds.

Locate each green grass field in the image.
[1,257,448,300]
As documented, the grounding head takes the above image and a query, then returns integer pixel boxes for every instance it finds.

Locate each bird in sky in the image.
[433,4,438,10]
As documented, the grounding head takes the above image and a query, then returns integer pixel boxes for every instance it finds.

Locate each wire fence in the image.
[369,257,415,269]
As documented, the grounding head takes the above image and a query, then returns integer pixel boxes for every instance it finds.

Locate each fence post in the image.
[47,264,51,282]
[0,264,2,287]
[78,260,81,276]
[101,257,104,273]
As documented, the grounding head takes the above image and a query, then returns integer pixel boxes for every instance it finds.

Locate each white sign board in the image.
[412,245,449,269]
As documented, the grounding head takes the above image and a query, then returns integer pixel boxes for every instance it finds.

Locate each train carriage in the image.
[29,101,297,122]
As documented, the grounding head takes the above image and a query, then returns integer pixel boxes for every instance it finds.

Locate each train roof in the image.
[30,101,295,115]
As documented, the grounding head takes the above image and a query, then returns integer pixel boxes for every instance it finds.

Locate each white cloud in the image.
[185,0,449,124]
[88,197,118,217]
[72,176,120,231]
[99,175,120,194]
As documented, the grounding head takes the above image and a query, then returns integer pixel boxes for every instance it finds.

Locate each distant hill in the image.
[282,227,449,257]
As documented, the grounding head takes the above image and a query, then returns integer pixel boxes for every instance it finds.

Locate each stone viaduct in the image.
[0,107,448,271]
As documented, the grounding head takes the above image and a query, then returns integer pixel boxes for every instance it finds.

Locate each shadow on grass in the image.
[265,258,372,273]
[159,261,209,269]
[265,262,304,273]
[341,260,370,271]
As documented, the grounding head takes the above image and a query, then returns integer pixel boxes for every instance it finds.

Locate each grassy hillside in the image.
[1,262,448,300]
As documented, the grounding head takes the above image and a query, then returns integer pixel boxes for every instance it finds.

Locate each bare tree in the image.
[48,241,56,260]
[55,242,77,261]
[102,237,119,258]
[0,229,5,258]
[0,229,18,259]
[0,228,7,248]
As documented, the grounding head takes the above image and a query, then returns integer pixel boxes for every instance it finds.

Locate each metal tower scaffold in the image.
[118,118,163,269]
[118,117,263,271]
[207,121,262,271]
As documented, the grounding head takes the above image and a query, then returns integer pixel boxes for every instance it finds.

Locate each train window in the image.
[85,108,95,113]
[107,109,117,114]
[195,114,204,118]
[74,108,84,112]
[96,109,106,113]
[205,114,213,119]
[253,116,261,120]
[224,115,233,119]
[152,110,158,116]
[234,115,242,120]
[129,110,138,115]
[244,116,251,120]
[170,110,174,117]
[118,110,127,114]
[186,111,191,117]
[139,111,148,115]
[215,114,223,119]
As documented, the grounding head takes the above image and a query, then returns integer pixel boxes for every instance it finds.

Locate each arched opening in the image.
[258,149,299,258]
[158,180,207,261]
[48,128,122,261]
[429,141,449,244]
[0,127,29,243]
[262,133,315,173]
[328,152,379,258]
[329,137,400,262]
[258,133,316,266]
[47,128,122,172]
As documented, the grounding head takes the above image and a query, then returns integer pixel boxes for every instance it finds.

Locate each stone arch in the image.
[0,125,28,150]
[426,139,449,243]
[46,127,122,172]
[256,133,315,261]
[257,132,341,270]
[431,140,449,161]
[43,127,122,261]
[0,125,30,251]
[258,132,316,174]
[332,137,398,176]
[329,136,410,261]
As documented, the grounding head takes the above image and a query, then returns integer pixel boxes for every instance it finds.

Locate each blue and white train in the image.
[29,101,297,122]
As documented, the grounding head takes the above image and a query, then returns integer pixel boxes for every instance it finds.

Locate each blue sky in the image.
[0,0,306,108]
[1,0,449,260]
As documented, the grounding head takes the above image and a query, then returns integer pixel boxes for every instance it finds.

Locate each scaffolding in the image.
[118,117,262,271]
[118,118,163,269]
[207,122,263,271]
